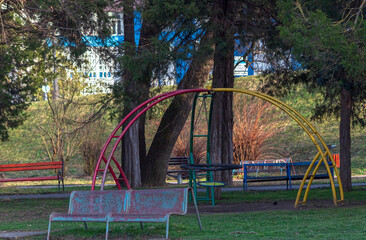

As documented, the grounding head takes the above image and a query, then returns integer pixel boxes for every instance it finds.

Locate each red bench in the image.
[332,153,340,168]
[47,188,201,240]
[0,161,64,191]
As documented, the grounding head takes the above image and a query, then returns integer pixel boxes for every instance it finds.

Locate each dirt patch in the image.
[0,231,47,239]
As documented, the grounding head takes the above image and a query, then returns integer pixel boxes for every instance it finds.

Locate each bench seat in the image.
[110,214,168,222]
[50,213,110,222]
[0,176,59,182]
[245,176,289,182]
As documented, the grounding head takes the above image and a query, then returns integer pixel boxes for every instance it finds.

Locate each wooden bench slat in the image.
[0,161,62,168]
[0,165,62,172]
[0,176,59,182]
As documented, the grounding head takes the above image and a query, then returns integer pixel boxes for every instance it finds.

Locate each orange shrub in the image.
[233,96,284,163]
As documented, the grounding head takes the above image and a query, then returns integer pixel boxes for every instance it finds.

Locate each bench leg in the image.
[105,214,111,240]
[189,188,202,230]
[177,174,182,184]
[165,218,169,239]
[47,218,52,240]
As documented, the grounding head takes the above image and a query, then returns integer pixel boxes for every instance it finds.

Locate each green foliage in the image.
[0,2,47,140]
[274,0,366,124]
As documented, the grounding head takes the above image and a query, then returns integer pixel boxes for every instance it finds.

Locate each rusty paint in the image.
[47,188,201,240]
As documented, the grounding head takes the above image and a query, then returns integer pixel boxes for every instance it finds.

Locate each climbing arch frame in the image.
[91,87,344,207]
[91,89,210,191]
[212,88,344,207]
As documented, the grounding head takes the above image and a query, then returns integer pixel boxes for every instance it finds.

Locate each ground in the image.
[189,199,363,214]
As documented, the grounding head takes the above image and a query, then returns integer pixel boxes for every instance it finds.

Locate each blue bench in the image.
[47,188,202,240]
[243,161,334,191]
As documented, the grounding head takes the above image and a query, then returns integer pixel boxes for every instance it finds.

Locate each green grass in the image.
[1,188,366,239]
[220,186,366,203]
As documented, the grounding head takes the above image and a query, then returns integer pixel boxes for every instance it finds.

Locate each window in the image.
[112,13,123,35]
[117,19,122,35]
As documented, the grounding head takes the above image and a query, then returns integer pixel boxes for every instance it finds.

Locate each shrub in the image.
[233,95,284,163]
[79,119,106,176]
[172,120,206,164]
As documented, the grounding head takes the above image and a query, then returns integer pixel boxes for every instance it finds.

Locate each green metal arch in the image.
[212,87,344,207]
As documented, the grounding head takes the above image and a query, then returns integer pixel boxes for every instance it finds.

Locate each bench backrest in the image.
[0,161,63,172]
[69,190,128,215]
[127,188,188,216]
[169,157,189,166]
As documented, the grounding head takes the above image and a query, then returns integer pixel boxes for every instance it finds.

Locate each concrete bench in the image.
[47,188,201,240]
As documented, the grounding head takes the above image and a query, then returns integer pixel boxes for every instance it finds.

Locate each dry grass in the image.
[233,95,285,163]
[172,120,206,164]
[172,95,286,165]
[80,119,106,176]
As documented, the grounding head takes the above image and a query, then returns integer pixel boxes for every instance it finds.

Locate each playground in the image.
[2,1,366,238]
[0,87,361,239]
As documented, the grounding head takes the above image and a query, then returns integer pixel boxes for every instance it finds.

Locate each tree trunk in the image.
[340,86,352,191]
[52,48,59,100]
[121,3,141,188]
[120,4,160,187]
[141,30,215,186]
[122,123,141,187]
[210,0,235,200]
[135,13,161,167]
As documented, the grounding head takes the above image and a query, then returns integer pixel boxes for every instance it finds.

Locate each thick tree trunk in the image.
[122,123,141,187]
[135,15,161,166]
[210,90,234,199]
[121,3,141,188]
[120,4,161,187]
[141,30,215,186]
[210,0,235,199]
[340,86,352,191]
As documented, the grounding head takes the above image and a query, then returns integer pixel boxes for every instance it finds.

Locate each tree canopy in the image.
[263,0,366,191]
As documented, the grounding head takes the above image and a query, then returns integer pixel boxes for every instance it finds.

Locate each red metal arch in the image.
[91,89,209,190]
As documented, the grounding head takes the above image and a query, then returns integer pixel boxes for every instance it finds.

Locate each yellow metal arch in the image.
[212,87,344,207]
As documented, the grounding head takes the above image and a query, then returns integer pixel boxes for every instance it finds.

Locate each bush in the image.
[233,95,284,163]
[80,119,106,176]
[172,120,206,164]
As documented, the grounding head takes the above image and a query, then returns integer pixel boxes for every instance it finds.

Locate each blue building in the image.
[80,13,261,94]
